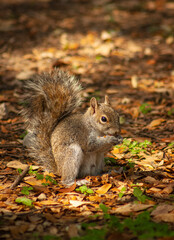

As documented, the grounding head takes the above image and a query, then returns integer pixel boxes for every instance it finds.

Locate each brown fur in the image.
[21,69,81,171]
[22,69,122,186]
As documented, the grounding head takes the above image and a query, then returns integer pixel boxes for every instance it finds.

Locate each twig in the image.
[10,165,30,189]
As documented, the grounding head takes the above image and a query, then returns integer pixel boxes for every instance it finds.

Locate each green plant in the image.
[128,159,135,168]
[167,108,174,116]
[118,187,126,198]
[29,166,57,185]
[21,186,33,196]
[76,185,94,195]
[123,211,173,239]
[104,157,116,165]
[139,103,151,114]
[168,142,174,148]
[71,204,174,240]
[45,175,57,185]
[17,168,22,174]
[114,138,152,155]
[15,197,33,207]
[133,187,149,203]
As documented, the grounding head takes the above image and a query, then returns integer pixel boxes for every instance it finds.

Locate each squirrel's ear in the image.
[90,97,98,114]
[104,95,110,105]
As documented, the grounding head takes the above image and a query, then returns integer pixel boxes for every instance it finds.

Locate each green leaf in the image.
[133,187,143,197]
[76,185,94,195]
[21,186,33,196]
[17,168,22,174]
[15,197,33,207]
[99,203,109,214]
[35,173,44,180]
[76,185,88,194]
[168,142,174,148]
[118,187,126,198]
[167,108,174,116]
[72,228,106,240]
[86,188,94,194]
[133,187,148,203]
[139,103,151,114]
[123,211,174,239]
[45,175,57,184]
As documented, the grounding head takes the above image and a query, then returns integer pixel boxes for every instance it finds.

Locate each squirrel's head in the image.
[88,95,120,136]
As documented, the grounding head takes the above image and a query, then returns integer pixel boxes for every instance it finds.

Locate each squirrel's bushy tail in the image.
[22,69,82,172]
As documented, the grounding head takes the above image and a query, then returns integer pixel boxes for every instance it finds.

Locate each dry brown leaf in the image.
[96,184,112,194]
[112,203,154,216]
[7,160,39,170]
[1,125,8,133]
[44,213,57,223]
[95,43,114,56]
[35,200,60,206]
[69,200,91,207]
[151,204,174,216]
[151,204,174,223]
[148,187,161,193]
[67,224,79,238]
[154,213,174,223]
[131,107,139,119]
[147,118,165,129]
[161,184,174,194]
[59,182,76,193]
[24,177,44,186]
[143,176,159,184]
[88,195,103,202]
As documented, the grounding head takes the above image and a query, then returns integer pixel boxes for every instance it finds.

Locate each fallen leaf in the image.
[59,182,76,193]
[161,184,174,194]
[7,160,39,170]
[24,177,43,186]
[96,184,112,194]
[67,224,79,238]
[151,204,174,216]
[112,203,154,215]
[88,195,103,202]
[147,119,165,129]
[69,200,91,207]
[44,213,57,223]
[1,125,8,133]
[151,204,174,223]
[35,200,60,206]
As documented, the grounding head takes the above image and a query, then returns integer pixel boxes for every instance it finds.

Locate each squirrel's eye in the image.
[101,116,107,122]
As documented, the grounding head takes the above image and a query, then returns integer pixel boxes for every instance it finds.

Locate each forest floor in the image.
[0,0,174,239]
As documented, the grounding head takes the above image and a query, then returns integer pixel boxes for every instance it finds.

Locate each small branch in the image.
[10,166,30,189]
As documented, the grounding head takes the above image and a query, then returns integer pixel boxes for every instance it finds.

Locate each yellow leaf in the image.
[96,184,112,194]
[112,146,125,155]
[35,200,59,206]
[88,195,103,202]
[44,172,56,177]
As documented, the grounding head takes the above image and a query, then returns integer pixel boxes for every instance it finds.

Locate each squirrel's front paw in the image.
[107,135,123,145]
[116,135,123,144]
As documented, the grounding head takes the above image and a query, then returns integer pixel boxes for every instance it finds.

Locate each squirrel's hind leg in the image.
[59,143,84,186]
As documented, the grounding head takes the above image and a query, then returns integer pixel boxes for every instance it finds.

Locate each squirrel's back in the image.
[22,69,82,171]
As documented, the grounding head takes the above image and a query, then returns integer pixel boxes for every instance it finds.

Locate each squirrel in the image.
[22,69,122,186]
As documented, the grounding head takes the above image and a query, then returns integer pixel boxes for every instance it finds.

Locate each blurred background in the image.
[0,0,174,140]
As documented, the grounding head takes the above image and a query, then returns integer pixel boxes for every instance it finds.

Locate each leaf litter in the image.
[0,0,174,239]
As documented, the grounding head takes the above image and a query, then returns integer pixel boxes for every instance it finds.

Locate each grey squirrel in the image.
[22,69,122,186]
